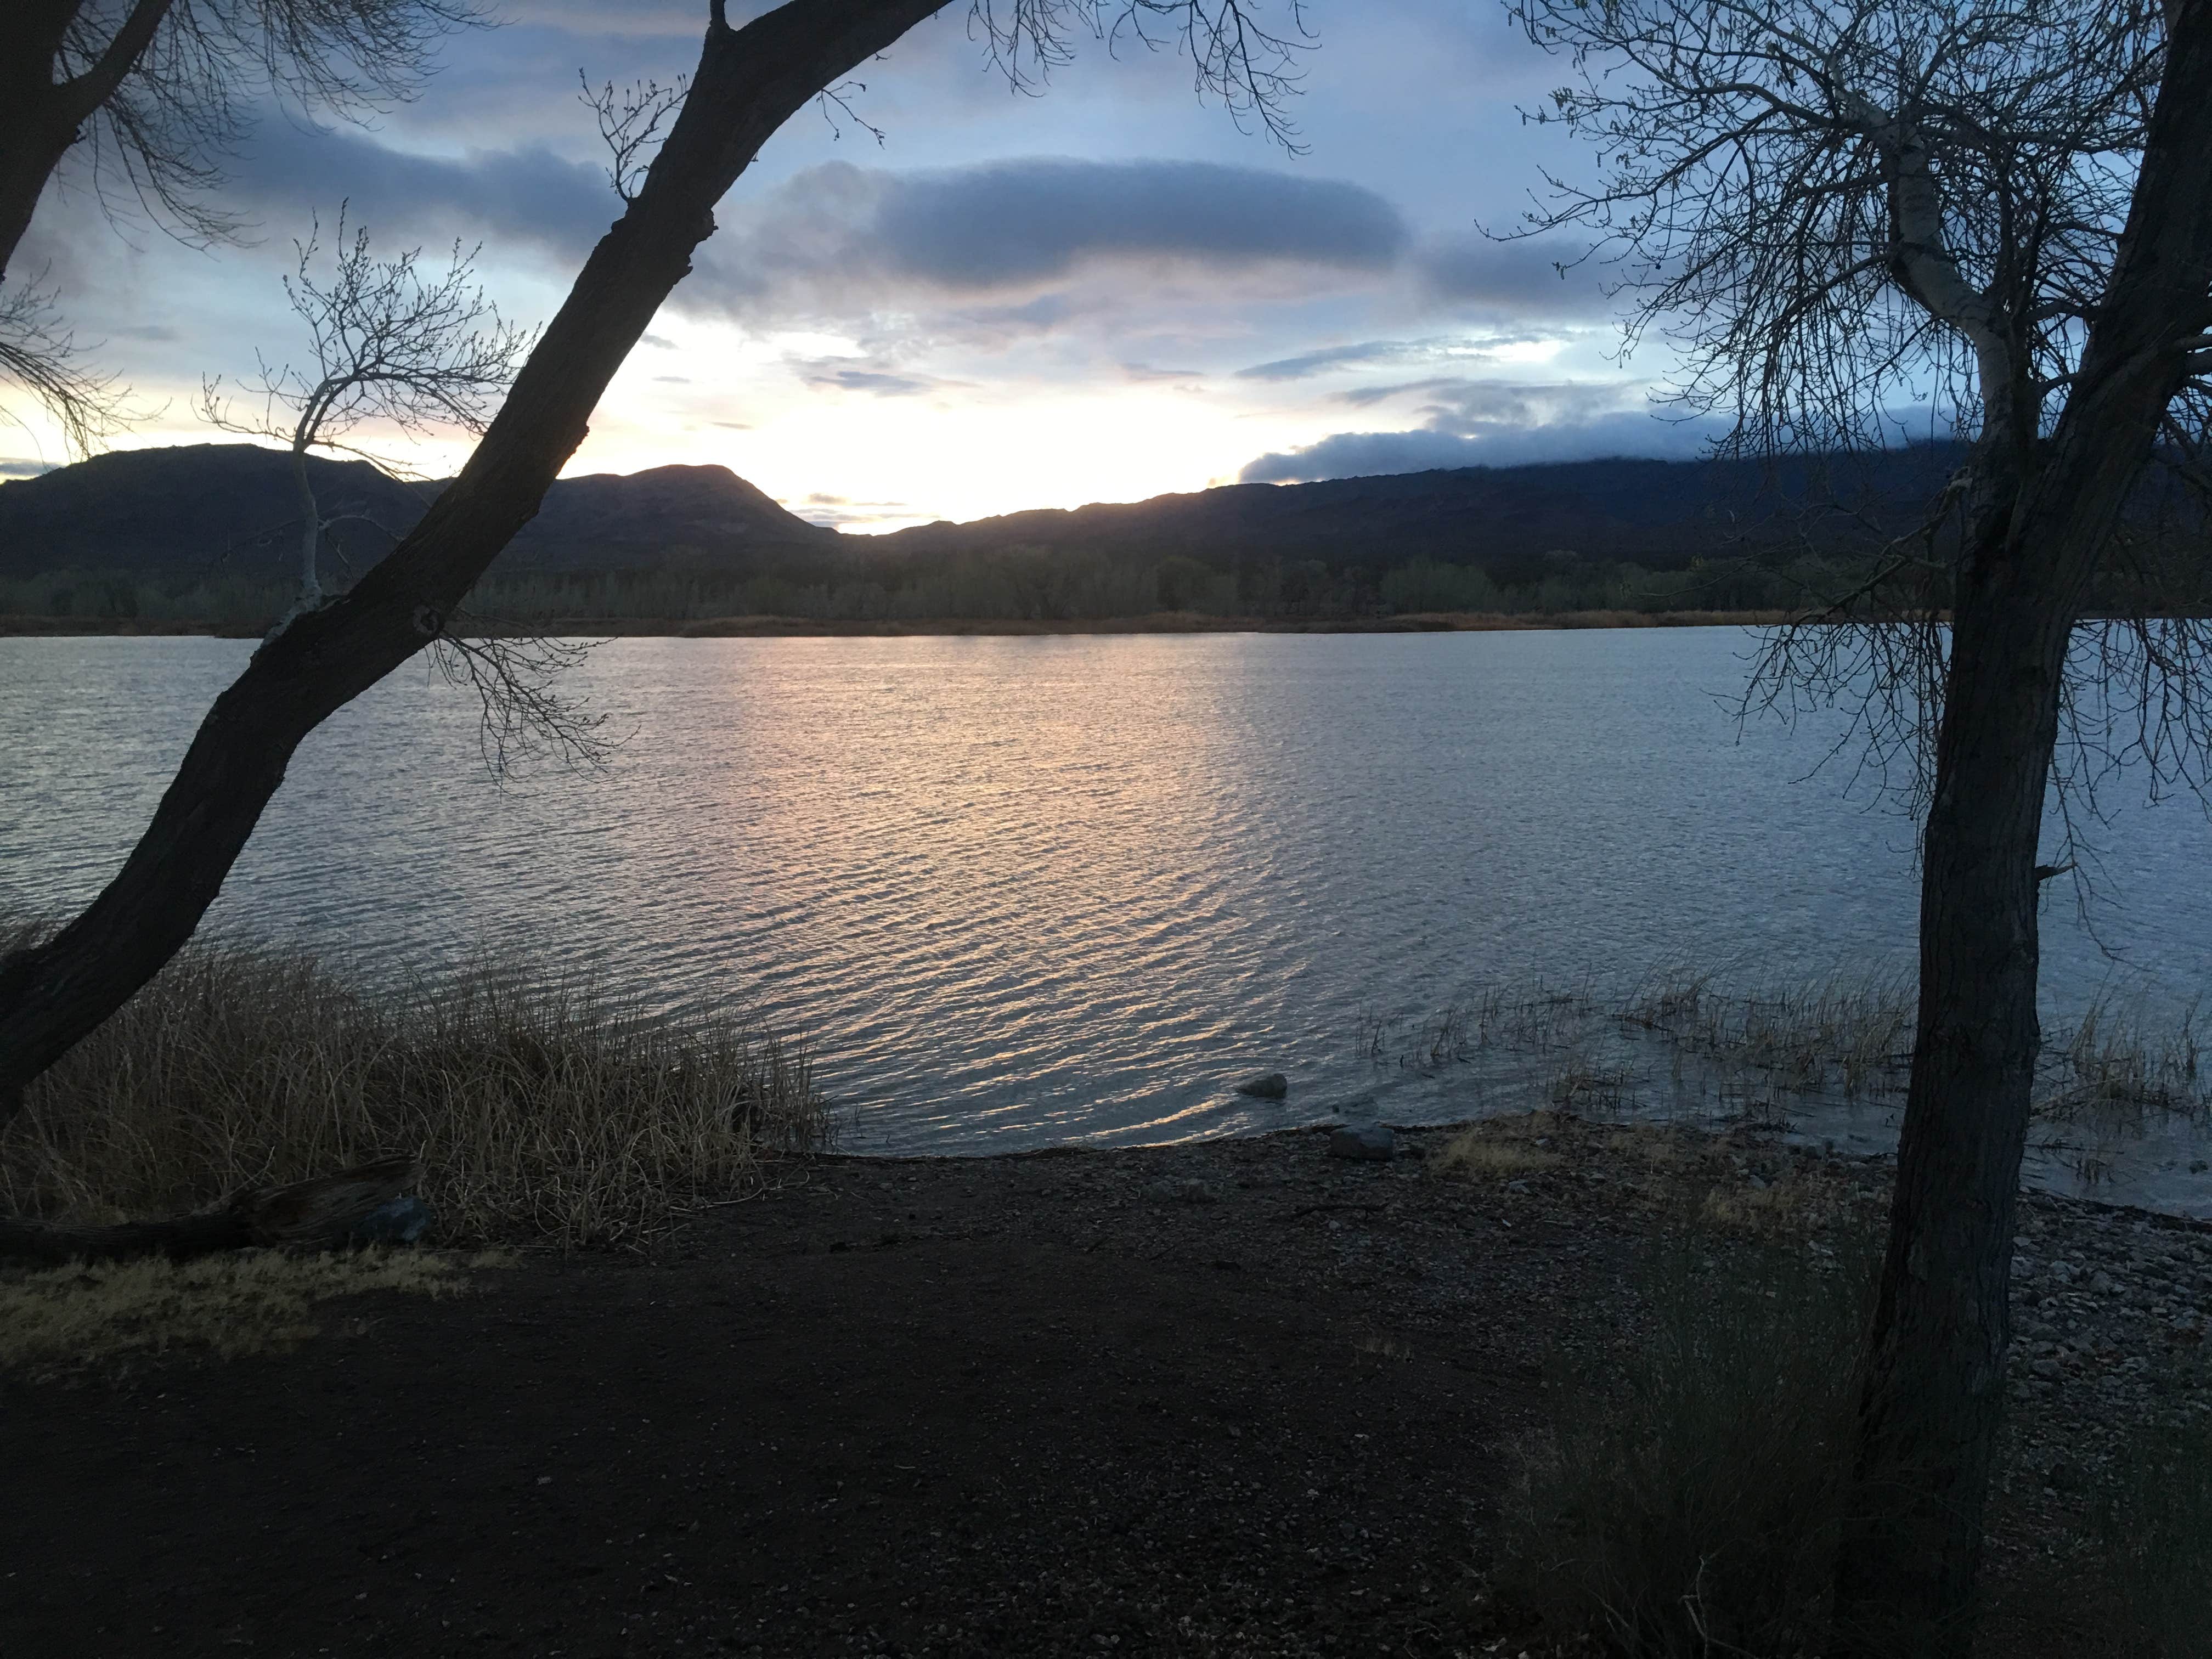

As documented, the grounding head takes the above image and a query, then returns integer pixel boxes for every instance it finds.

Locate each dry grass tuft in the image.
[1,925,833,1249]
[0,1248,504,1376]
[1695,1172,1844,1239]
[1621,968,1916,1099]
[1430,1114,1568,1178]
[2036,997,2211,1132]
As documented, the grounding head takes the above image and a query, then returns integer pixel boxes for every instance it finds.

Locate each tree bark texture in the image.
[0,0,947,1116]
[1832,5,2212,1650]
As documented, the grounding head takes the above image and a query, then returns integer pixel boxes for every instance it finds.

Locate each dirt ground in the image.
[3,1120,2202,1659]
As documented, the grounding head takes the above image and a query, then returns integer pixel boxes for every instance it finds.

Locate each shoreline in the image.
[0,607,1796,640]
[5,1114,2203,1657]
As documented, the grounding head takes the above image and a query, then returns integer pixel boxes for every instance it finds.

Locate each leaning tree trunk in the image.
[0,0,946,1122]
[1832,8,2212,1647]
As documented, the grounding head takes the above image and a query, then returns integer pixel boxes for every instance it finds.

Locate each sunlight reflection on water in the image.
[4,630,2209,1207]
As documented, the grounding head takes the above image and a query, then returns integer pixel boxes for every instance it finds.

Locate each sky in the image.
[7,0,1726,532]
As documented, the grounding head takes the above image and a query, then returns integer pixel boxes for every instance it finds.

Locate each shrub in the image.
[1494,1231,1875,1656]
[2,928,831,1249]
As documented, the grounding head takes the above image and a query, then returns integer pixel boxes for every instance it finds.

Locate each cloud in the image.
[794,498,914,528]
[691,157,1410,326]
[874,159,1408,286]
[1233,336,1543,383]
[1336,377,1632,426]
[1236,341,1408,381]
[222,125,613,263]
[1239,380,1728,482]
[1414,236,1616,321]
[0,459,57,479]
[789,359,971,397]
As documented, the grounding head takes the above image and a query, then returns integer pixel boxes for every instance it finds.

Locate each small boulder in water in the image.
[1235,1071,1289,1099]
[1328,1125,1396,1163]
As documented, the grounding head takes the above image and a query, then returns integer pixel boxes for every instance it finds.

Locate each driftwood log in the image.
[0,1157,426,1266]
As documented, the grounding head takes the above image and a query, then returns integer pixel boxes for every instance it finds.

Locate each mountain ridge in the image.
[0,443,838,579]
[0,441,1964,587]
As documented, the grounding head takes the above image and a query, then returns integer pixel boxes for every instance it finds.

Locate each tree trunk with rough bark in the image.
[0,0,946,1121]
[1833,8,2212,1646]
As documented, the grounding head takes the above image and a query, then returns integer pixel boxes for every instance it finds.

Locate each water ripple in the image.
[3,632,2210,1186]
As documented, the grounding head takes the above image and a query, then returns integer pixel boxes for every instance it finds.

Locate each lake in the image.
[4,630,2210,1209]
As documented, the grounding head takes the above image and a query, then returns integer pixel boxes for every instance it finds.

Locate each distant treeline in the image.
[6,537,2206,629]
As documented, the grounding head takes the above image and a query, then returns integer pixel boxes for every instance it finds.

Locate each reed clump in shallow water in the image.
[1376,967,2212,1136]
[1,927,830,1249]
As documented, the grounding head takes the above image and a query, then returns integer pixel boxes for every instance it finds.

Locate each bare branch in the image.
[40,0,488,259]
[967,2,1316,151]
[581,71,689,203]
[1500,0,2169,459]
[427,626,622,780]
[0,274,138,458]
[1505,0,2212,834]
[200,205,535,621]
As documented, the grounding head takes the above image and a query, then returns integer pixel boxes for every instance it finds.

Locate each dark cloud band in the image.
[1241,409,1726,482]
[223,124,613,262]
[692,156,1411,323]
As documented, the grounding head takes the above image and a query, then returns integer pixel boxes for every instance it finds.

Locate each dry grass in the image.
[1,926,832,1249]
[0,1248,504,1377]
[1389,967,2210,1149]
[1694,1172,1849,1239]
[1494,1231,1879,1657]
[1430,1114,1567,1178]
[1620,968,1916,1099]
[1434,1112,1884,1248]
[2036,997,2211,1132]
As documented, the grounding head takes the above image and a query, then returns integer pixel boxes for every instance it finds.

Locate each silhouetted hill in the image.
[0,442,1975,606]
[867,448,1965,579]
[0,444,837,579]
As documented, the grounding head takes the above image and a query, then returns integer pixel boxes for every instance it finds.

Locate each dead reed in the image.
[1,927,831,1249]
[1373,966,2210,1135]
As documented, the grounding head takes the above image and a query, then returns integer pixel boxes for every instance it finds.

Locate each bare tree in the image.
[0,1,1309,1136]
[1,0,481,452]
[1496,0,2212,1646]
[194,210,607,777]
[199,210,533,623]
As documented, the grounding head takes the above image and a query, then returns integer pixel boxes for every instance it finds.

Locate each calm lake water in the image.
[4,631,2210,1209]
